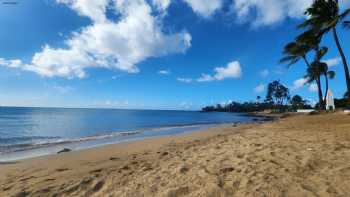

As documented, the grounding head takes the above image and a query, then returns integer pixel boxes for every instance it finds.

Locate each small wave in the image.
[0,131,142,154]
[0,123,226,155]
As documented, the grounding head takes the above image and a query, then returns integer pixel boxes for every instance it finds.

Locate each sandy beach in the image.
[1,113,350,196]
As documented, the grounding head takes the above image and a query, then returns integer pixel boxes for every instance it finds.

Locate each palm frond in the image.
[279,55,299,66]
[327,71,336,79]
[344,21,350,28]
[316,47,328,60]
[296,30,321,49]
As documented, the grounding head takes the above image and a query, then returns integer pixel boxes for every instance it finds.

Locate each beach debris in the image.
[179,164,189,173]
[220,167,235,174]
[56,168,70,172]
[109,157,120,161]
[14,190,29,197]
[57,148,71,154]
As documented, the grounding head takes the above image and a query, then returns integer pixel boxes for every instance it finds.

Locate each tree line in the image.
[202,80,313,113]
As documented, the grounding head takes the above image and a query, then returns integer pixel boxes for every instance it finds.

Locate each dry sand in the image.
[1,113,350,197]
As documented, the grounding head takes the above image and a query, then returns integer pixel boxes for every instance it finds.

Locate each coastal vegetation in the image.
[281,0,349,110]
[202,81,312,113]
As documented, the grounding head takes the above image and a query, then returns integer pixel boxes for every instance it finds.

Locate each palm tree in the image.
[280,41,325,109]
[300,0,350,95]
[319,62,336,101]
[280,42,311,67]
[305,62,324,109]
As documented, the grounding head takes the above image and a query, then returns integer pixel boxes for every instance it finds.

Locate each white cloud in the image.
[260,69,269,78]
[0,0,191,78]
[324,57,341,67]
[0,58,23,68]
[232,0,313,27]
[103,100,129,108]
[177,77,193,83]
[180,101,193,109]
[292,78,319,93]
[152,0,171,12]
[197,61,242,82]
[308,83,318,93]
[57,0,109,23]
[291,78,308,91]
[184,0,223,18]
[158,70,171,75]
[254,84,265,93]
[53,85,73,94]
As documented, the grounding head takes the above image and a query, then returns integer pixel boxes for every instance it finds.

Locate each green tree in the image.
[266,80,290,111]
[300,0,350,94]
[304,46,330,109]
[280,42,311,67]
[280,34,327,109]
[290,95,307,110]
[305,62,324,109]
[256,96,261,103]
[319,62,336,100]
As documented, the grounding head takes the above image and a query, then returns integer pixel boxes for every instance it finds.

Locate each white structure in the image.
[297,109,315,113]
[326,89,335,111]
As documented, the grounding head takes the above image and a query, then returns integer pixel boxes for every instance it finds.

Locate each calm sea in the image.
[0,107,261,161]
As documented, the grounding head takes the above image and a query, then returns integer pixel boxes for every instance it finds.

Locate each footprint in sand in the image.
[90,169,103,174]
[14,191,29,197]
[92,180,105,192]
[56,168,70,172]
[19,176,36,182]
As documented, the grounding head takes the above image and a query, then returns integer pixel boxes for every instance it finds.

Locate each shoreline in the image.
[0,123,227,163]
[0,113,270,162]
[1,113,349,196]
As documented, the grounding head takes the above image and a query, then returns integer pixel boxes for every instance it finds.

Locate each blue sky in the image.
[0,0,349,110]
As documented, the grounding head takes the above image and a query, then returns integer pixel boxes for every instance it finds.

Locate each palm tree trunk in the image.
[324,74,329,106]
[316,77,324,110]
[303,57,311,67]
[332,27,350,95]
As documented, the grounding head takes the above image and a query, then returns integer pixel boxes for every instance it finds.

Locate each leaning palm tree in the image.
[305,62,325,109]
[280,42,312,67]
[319,62,336,100]
[299,0,350,95]
[280,41,324,108]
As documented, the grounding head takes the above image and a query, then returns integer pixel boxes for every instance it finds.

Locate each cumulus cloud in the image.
[232,0,313,27]
[177,77,193,83]
[324,57,341,67]
[308,83,318,93]
[0,58,23,68]
[197,61,242,82]
[0,0,191,78]
[254,84,265,93]
[158,70,171,75]
[260,69,269,78]
[291,78,308,91]
[183,0,223,18]
[152,0,171,11]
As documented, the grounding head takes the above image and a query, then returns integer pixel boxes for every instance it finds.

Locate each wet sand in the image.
[1,113,350,196]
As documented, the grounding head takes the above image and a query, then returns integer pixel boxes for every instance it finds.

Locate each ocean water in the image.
[0,107,261,161]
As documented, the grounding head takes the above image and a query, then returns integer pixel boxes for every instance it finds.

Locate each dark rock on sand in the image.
[57,148,71,154]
